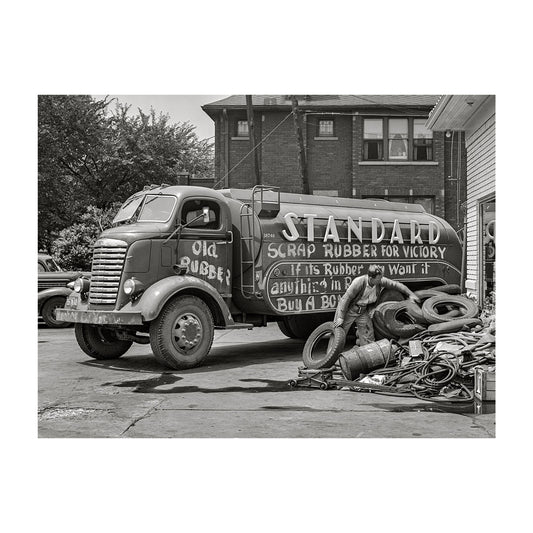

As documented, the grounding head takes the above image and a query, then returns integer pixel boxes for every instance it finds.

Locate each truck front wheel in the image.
[74,324,133,359]
[149,295,214,369]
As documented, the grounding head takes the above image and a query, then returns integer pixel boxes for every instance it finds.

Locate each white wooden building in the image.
[426,96,495,305]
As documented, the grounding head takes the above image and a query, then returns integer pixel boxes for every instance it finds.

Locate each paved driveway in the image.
[38,324,495,438]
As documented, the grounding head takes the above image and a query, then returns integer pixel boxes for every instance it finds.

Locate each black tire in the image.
[422,295,479,324]
[278,318,298,339]
[376,289,405,305]
[414,289,443,302]
[149,295,214,369]
[41,296,70,328]
[382,304,426,338]
[372,316,393,340]
[75,323,132,359]
[372,302,403,340]
[432,284,462,295]
[302,322,346,369]
[403,301,429,325]
[427,318,483,334]
[279,315,322,339]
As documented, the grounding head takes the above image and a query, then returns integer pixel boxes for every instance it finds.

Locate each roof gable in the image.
[203,94,439,109]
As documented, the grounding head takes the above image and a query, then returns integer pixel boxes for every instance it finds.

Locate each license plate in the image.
[66,294,80,308]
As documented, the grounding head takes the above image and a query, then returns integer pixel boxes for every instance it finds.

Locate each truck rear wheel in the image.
[149,295,214,369]
[277,318,298,339]
[75,324,132,359]
[278,316,320,340]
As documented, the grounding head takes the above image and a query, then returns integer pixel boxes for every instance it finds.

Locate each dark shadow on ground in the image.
[79,338,305,375]
[100,373,297,394]
[367,401,496,416]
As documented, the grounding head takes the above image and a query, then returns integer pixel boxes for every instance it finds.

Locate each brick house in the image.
[202,95,466,229]
[426,95,495,304]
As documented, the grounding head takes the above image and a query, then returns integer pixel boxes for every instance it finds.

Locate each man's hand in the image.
[409,294,421,305]
[333,318,344,328]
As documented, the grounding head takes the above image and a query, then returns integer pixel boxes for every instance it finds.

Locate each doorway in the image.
[479,197,495,305]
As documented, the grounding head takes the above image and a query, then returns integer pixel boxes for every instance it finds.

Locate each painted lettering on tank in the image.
[278,213,442,245]
[264,259,458,314]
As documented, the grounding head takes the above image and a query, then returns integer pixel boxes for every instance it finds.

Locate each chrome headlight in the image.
[124,278,144,297]
[73,277,90,293]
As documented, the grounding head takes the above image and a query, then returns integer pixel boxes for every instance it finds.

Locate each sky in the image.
[93,95,228,141]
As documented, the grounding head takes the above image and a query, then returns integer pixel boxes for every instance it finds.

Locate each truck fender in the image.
[136,275,235,327]
[38,287,73,312]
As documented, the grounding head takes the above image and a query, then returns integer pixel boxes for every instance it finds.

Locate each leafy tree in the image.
[38,95,109,250]
[38,96,214,251]
[50,205,118,271]
[89,105,214,208]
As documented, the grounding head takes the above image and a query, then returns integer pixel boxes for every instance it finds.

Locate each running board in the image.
[215,323,254,330]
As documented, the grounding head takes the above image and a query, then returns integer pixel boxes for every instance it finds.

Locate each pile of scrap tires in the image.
[302,284,481,370]
[373,284,481,340]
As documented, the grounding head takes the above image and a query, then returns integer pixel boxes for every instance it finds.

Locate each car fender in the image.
[134,275,235,326]
[38,287,73,313]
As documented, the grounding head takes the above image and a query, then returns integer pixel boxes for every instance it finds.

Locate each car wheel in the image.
[41,296,70,328]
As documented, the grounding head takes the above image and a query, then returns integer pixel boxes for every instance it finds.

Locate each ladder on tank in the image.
[239,185,280,299]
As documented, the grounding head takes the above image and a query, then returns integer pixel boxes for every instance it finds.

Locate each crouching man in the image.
[333,265,421,346]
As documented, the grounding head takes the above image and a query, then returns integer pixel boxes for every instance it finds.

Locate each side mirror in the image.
[202,207,210,223]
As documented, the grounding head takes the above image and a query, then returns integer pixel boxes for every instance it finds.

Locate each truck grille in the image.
[88,239,128,305]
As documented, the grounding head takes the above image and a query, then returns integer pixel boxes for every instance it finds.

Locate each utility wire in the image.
[213,111,294,189]
[211,96,434,189]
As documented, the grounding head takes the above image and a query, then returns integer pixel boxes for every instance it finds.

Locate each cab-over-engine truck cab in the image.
[57,184,462,369]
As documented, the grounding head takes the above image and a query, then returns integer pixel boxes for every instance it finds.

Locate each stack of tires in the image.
[301,284,481,370]
[372,284,481,339]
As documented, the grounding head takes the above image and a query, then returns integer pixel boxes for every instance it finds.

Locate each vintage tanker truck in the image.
[57,184,462,369]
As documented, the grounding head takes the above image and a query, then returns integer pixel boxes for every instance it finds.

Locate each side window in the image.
[181,199,221,230]
[236,120,249,137]
[318,119,335,137]
[363,119,384,160]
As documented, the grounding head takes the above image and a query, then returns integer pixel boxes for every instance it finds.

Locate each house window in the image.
[413,119,433,161]
[388,118,408,160]
[363,117,434,161]
[363,119,383,160]
[236,120,249,137]
[318,119,334,137]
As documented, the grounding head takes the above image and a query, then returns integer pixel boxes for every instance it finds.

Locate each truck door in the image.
[178,197,233,297]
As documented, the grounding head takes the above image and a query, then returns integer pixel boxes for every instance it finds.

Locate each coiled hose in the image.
[355,332,494,403]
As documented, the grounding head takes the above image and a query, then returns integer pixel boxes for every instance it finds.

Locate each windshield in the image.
[137,195,177,223]
[38,257,61,272]
[113,194,177,225]
[113,195,145,224]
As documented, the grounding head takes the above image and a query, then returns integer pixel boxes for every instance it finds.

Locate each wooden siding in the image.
[465,113,495,298]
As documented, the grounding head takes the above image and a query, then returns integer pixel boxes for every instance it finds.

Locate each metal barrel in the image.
[338,339,393,380]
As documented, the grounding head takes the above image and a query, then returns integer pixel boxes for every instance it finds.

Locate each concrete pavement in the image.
[38,323,495,438]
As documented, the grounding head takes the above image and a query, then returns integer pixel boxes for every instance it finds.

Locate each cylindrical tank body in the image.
[221,188,462,317]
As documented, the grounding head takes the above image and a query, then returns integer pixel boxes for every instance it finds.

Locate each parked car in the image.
[38,253,87,327]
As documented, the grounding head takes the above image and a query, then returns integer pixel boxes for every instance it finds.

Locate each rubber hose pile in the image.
[352,329,496,403]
